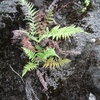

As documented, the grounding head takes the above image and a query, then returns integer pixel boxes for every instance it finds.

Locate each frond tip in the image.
[48,25,84,40]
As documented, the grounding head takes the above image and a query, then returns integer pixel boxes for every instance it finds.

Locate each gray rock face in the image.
[0,0,19,29]
[72,0,100,99]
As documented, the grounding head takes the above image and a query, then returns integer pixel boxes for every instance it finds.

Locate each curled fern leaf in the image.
[22,62,38,77]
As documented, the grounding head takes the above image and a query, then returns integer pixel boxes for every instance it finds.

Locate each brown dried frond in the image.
[21,36,36,52]
[35,11,47,35]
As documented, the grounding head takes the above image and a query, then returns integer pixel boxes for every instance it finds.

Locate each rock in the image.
[89,93,96,100]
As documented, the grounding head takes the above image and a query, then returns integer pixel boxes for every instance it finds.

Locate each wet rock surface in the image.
[0,0,100,100]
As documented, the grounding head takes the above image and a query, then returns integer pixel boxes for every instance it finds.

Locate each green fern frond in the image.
[21,0,37,18]
[37,47,59,60]
[20,0,85,77]
[48,25,84,40]
[20,0,38,35]
[38,25,84,42]
[43,57,71,69]
[26,32,38,42]
[22,47,36,62]
[22,62,38,77]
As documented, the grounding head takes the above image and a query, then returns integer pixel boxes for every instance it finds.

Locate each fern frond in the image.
[21,0,37,18]
[48,25,84,40]
[38,25,84,42]
[22,47,36,62]
[46,9,55,24]
[37,47,59,60]
[26,32,38,42]
[43,57,59,69]
[43,57,71,69]
[22,62,38,77]
[20,0,38,35]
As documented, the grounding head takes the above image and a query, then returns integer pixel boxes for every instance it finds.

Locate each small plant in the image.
[18,0,84,77]
[82,0,91,12]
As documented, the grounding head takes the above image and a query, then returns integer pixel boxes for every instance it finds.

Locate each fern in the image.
[37,47,59,60]
[43,57,71,69]
[20,0,38,36]
[19,0,85,77]
[39,25,84,42]
[49,25,84,40]
[22,47,36,62]
[22,62,38,77]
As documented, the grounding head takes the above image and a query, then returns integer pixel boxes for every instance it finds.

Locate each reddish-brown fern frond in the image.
[21,36,36,52]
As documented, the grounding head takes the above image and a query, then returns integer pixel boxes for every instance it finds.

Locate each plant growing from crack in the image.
[13,0,84,77]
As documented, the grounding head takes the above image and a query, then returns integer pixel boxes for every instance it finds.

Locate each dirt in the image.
[0,0,100,100]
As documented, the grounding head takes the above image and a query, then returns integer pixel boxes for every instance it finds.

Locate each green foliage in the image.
[35,25,84,43]
[22,47,60,76]
[46,25,84,40]
[82,0,91,12]
[22,47,36,62]
[37,47,60,60]
[20,0,38,36]
[22,62,38,77]
[20,0,84,77]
